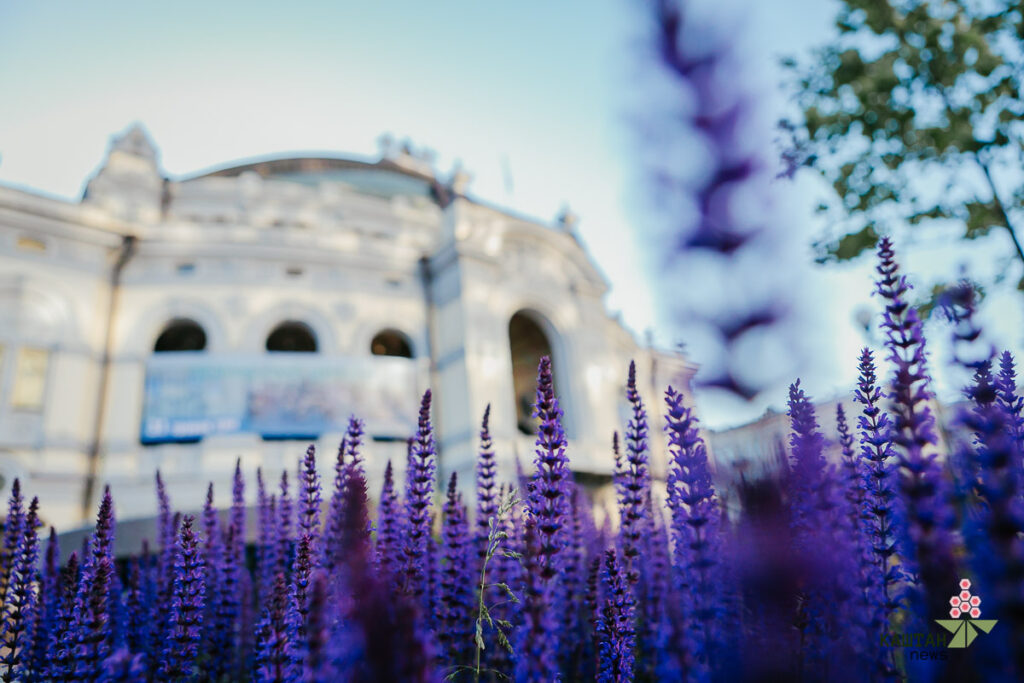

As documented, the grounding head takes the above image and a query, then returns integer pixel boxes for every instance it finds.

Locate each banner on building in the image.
[140,354,422,442]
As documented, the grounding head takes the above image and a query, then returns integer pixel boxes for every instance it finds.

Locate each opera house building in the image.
[0,125,693,530]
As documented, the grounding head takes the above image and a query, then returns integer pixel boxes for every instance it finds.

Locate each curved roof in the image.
[184,155,438,199]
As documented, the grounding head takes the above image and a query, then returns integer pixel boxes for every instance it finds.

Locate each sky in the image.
[1,0,1022,429]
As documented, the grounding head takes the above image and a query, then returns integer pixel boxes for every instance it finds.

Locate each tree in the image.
[785,0,1024,303]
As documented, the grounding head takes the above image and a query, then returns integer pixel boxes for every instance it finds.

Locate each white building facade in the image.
[0,125,694,531]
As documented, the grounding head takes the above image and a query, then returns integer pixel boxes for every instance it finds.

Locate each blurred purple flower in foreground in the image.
[636,0,801,400]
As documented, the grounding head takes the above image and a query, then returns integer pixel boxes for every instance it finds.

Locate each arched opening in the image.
[266,322,317,352]
[154,319,207,352]
[370,330,413,358]
[146,319,207,445]
[509,311,556,435]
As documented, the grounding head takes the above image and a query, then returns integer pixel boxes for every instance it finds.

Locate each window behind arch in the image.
[266,322,317,352]
[370,330,413,358]
[509,311,555,435]
[154,319,207,352]
[146,319,207,445]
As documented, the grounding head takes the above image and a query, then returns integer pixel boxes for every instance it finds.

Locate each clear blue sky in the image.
[2,0,1021,428]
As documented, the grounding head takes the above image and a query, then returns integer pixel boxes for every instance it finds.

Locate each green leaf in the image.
[494,582,519,603]
[965,200,1002,239]
[496,628,514,654]
[826,224,879,262]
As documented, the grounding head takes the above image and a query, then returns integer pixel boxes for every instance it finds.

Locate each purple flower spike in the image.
[641,0,794,400]
[875,237,958,622]
[611,431,624,499]
[664,385,721,676]
[291,533,315,652]
[401,389,437,606]
[321,418,366,570]
[527,356,571,582]
[515,517,559,683]
[596,549,636,683]
[297,446,322,553]
[99,647,145,682]
[344,416,366,480]
[230,458,246,564]
[25,526,60,683]
[257,469,279,600]
[854,348,902,631]
[836,405,859,509]
[339,468,372,568]
[75,488,118,680]
[618,360,651,585]
[375,460,402,580]
[201,485,234,681]
[301,570,332,683]
[786,382,861,675]
[123,556,150,658]
[277,471,293,579]
[995,351,1024,455]
[476,405,498,563]
[159,515,205,682]
[0,479,25,607]
[202,484,222,594]
[50,552,80,681]
[154,472,174,564]
[1,497,39,682]
[439,473,473,665]
[253,573,296,683]
[321,438,348,570]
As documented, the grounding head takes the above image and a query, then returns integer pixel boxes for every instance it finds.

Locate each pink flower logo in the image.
[950,585,982,619]
[937,579,998,649]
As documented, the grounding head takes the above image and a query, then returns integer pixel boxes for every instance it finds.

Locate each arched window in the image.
[370,330,413,358]
[154,319,207,352]
[146,319,207,445]
[509,311,555,435]
[266,322,317,352]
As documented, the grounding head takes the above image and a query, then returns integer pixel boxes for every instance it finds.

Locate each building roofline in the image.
[176,152,438,184]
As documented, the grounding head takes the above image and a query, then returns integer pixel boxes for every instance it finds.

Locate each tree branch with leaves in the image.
[784,0,1024,306]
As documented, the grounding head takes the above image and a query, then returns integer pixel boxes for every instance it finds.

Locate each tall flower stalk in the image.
[74,487,117,680]
[476,405,498,564]
[874,236,958,623]
[618,361,651,585]
[297,446,322,555]
[853,348,901,677]
[527,356,570,581]
[439,473,473,666]
[641,0,795,400]
[401,390,438,611]
[1,495,39,682]
[664,386,721,679]
[595,549,635,683]
[375,460,402,580]
[159,515,205,682]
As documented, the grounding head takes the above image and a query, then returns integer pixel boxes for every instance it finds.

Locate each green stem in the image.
[475,548,490,683]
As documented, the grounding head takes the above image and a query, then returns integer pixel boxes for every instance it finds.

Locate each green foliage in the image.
[788,0,1024,300]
